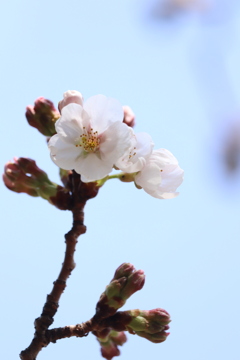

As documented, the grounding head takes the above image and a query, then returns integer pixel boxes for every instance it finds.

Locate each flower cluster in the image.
[48,90,184,199]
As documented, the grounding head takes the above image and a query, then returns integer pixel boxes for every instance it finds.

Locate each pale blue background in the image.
[1,1,240,359]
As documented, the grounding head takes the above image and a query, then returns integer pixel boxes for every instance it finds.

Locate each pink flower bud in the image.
[112,263,135,280]
[100,340,120,360]
[109,331,127,346]
[98,308,170,344]
[3,161,39,197]
[135,328,170,343]
[120,270,145,300]
[105,278,127,299]
[3,159,39,196]
[26,97,60,136]
[95,330,122,360]
[58,90,84,113]
[145,308,170,326]
[3,158,71,210]
[124,308,170,343]
[96,264,145,318]
[123,105,135,128]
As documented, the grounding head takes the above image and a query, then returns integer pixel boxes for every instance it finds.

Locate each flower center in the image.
[75,127,100,153]
[128,147,136,160]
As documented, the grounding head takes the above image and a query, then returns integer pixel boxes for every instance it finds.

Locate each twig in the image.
[43,312,131,345]
[20,173,99,360]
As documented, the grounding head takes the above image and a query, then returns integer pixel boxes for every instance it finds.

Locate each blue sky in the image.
[1,1,240,359]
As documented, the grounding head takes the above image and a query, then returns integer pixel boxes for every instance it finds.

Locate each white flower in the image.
[48,94,132,182]
[115,132,154,173]
[134,149,184,199]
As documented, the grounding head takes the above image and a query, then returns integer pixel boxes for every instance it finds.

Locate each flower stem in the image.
[96,172,136,187]
[108,173,125,180]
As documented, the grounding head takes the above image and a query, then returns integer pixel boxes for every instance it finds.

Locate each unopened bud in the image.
[120,270,145,301]
[3,161,39,197]
[113,263,135,279]
[95,329,126,360]
[26,97,60,136]
[3,158,71,210]
[123,308,170,343]
[135,328,170,343]
[105,278,127,300]
[96,263,145,318]
[100,339,120,360]
[109,330,127,346]
[58,90,84,113]
[123,106,135,128]
[99,308,170,344]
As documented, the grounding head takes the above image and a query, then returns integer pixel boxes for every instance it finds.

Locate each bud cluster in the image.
[92,263,171,359]
[3,157,71,210]
[96,263,145,318]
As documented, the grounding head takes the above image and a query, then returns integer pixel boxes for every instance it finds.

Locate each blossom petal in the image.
[48,134,82,170]
[100,122,132,163]
[116,132,154,173]
[152,148,179,167]
[158,192,179,199]
[55,103,88,143]
[135,162,162,189]
[74,153,113,182]
[83,95,124,133]
[159,165,184,193]
[135,132,154,158]
[146,189,179,199]
[135,149,184,199]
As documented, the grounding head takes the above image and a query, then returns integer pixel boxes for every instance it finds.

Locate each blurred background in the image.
[1,0,240,359]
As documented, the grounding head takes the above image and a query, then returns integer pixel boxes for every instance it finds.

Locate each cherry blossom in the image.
[134,149,184,199]
[115,132,154,173]
[48,95,132,182]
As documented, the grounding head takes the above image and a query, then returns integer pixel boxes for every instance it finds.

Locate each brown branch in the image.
[44,312,132,345]
[20,173,99,360]
[45,322,93,343]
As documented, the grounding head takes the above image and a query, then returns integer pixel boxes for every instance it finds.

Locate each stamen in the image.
[75,128,100,153]
[128,148,137,160]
